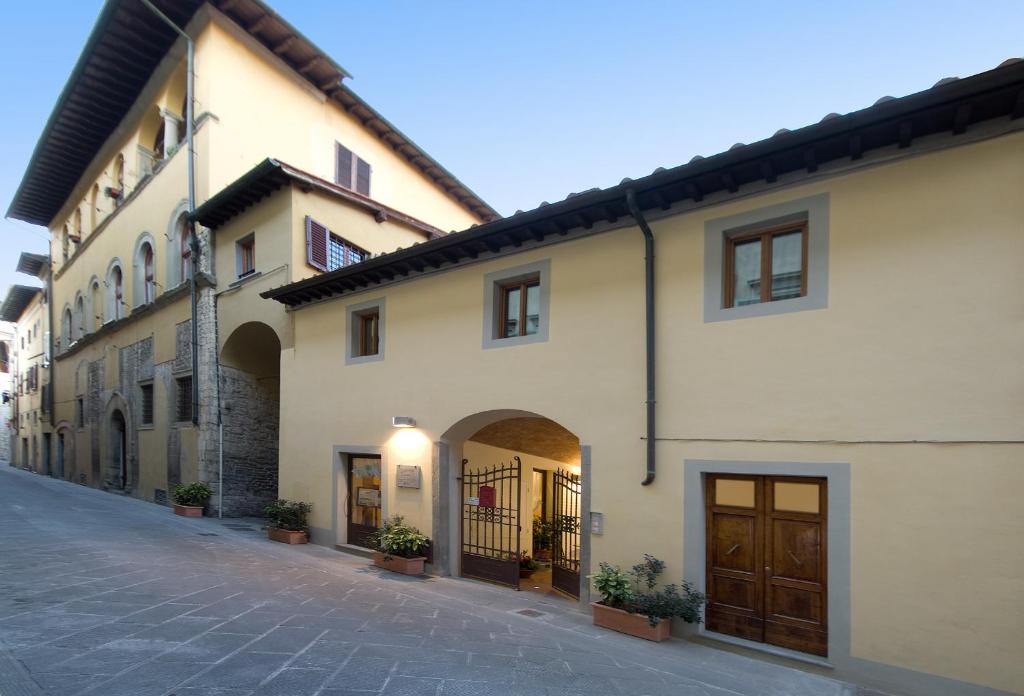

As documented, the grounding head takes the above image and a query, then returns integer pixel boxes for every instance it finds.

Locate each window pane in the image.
[774,481,819,513]
[771,231,803,301]
[715,479,755,508]
[524,284,540,335]
[351,457,382,528]
[732,239,761,306]
[504,287,520,337]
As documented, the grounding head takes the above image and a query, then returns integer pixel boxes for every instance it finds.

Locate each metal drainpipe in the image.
[140,0,198,427]
[625,189,656,486]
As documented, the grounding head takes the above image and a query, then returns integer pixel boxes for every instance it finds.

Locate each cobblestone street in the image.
[0,466,881,696]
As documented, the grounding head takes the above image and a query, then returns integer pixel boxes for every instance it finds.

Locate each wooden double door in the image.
[705,474,828,656]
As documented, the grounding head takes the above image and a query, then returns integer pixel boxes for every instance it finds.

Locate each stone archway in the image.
[438,410,587,602]
[100,392,135,492]
[219,321,281,516]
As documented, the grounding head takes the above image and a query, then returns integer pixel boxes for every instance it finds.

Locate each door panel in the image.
[706,474,828,657]
[764,476,827,656]
[705,475,764,642]
[348,456,381,549]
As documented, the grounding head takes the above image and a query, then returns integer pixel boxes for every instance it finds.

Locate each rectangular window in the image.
[236,234,256,277]
[335,142,371,195]
[328,233,367,271]
[357,309,379,357]
[140,383,154,426]
[500,276,541,338]
[176,376,193,422]
[724,222,807,308]
[76,398,84,428]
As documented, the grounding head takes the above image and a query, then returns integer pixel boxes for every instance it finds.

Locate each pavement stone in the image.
[0,465,884,696]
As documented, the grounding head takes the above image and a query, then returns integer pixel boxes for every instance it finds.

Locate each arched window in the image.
[74,295,85,338]
[90,279,102,329]
[107,264,123,321]
[134,238,157,306]
[179,217,194,284]
[73,208,82,247]
[61,225,70,263]
[61,307,72,350]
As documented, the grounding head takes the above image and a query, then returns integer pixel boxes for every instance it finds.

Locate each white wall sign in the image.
[396,464,421,489]
[466,496,480,506]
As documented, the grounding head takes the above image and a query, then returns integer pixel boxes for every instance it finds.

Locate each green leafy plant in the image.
[172,482,212,507]
[264,499,312,533]
[519,553,540,571]
[532,518,554,551]
[591,562,635,609]
[370,515,430,559]
[591,554,706,627]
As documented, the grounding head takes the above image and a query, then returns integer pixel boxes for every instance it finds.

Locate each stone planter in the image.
[373,552,425,576]
[173,504,204,517]
[591,602,671,642]
[519,568,536,579]
[534,549,552,562]
[267,527,308,544]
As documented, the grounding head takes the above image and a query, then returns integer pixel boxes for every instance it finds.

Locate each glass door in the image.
[348,456,382,549]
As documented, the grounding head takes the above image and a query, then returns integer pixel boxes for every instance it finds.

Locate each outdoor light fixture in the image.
[392,416,416,428]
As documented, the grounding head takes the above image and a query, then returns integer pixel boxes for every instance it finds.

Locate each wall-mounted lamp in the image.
[392,416,416,428]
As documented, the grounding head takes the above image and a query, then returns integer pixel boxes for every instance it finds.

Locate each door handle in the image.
[764,566,771,574]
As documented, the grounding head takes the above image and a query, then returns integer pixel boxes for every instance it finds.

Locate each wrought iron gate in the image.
[461,456,522,589]
[552,468,582,598]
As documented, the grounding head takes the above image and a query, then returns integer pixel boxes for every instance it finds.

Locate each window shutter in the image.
[336,144,353,189]
[305,215,329,271]
[355,158,371,196]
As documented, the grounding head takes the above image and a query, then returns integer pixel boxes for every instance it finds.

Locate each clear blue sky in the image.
[1,1,1022,293]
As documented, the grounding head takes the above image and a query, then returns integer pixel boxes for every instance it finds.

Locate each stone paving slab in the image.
[0,465,888,696]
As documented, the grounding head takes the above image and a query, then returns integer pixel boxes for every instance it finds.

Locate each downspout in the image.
[625,189,656,486]
[45,271,55,421]
[140,0,198,427]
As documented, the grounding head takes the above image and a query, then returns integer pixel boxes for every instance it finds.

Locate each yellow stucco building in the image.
[250,60,1023,696]
[6,0,492,515]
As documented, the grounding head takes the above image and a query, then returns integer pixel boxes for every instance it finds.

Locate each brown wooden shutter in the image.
[355,157,371,195]
[336,143,353,189]
[305,215,328,271]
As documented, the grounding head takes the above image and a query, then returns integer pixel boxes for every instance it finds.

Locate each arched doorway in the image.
[219,321,281,516]
[440,410,586,601]
[111,410,127,490]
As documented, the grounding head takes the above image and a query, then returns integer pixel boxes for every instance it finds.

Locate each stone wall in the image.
[218,363,279,516]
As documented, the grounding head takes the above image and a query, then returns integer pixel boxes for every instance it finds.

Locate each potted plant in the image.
[590,554,705,641]
[532,518,554,561]
[172,482,212,517]
[369,515,430,576]
[264,499,312,544]
[519,552,540,579]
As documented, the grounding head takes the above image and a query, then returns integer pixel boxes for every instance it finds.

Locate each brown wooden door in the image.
[347,456,382,549]
[705,474,827,656]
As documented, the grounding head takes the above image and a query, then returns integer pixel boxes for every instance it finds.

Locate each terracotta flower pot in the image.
[372,552,426,576]
[173,504,204,517]
[591,602,671,642]
[534,549,552,561]
[519,568,536,579]
[267,527,308,544]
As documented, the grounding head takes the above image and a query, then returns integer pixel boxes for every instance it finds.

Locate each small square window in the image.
[356,309,379,357]
[236,234,255,278]
[499,276,541,338]
[724,222,807,308]
[140,383,154,426]
[346,299,385,364]
[176,376,193,422]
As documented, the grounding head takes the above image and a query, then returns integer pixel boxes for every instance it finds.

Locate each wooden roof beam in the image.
[272,36,296,54]
[849,133,863,160]
[803,148,818,173]
[685,182,703,202]
[721,172,738,194]
[898,120,913,148]
[952,103,972,135]
[760,160,777,183]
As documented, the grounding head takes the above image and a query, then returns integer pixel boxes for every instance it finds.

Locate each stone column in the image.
[159,108,183,156]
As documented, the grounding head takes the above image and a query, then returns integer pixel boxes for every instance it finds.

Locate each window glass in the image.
[715,478,755,507]
[350,457,382,529]
[771,231,803,301]
[359,311,379,356]
[504,287,520,337]
[525,284,540,335]
[732,239,762,306]
[774,481,820,513]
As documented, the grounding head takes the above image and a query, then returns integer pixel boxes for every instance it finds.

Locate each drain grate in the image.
[223,524,256,531]
[197,532,219,537]
[515,609,546,618]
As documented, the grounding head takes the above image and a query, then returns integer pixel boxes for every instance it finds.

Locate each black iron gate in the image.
[552,468,582,598]
[461,456,522,589]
